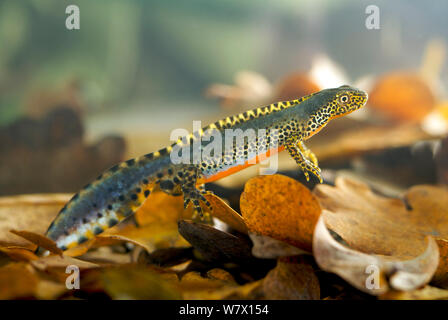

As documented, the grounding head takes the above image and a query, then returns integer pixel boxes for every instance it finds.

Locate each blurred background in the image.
[1,0,448,196]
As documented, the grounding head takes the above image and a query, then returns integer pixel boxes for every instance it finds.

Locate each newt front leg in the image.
[297,141,319,167]
[285,138,323,183]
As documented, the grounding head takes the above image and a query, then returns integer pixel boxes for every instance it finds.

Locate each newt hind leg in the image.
[159,165,213,223]
[180,166,213,223]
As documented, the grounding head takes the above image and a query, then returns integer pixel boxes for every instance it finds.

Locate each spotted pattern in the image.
[43,85,367,252]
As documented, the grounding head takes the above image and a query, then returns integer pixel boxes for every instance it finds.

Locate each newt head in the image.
[328,85,368,120]
[302,85,368,140]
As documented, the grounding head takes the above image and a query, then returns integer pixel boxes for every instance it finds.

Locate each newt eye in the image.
[339,94,350,104]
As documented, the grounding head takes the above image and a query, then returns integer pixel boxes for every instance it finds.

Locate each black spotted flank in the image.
[126,159,135,166]
[131,194,138,201]
[93,226,103,235]
[144,153,153,160]
[78,236,88,244]
[109,164,120,172]
[108,218,119,227]
[144,190,150,197]
[82,183,91,190]
[160,180,174,191]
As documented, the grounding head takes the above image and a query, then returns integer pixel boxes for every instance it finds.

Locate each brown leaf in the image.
[263,256,320,300]
[314,176,448,259]
[0,262,39,299]
[31,255,99,271]
[178,220,252,262]
[0,194,69,249]
[240,174,321,252]
[204,193,248,233]
[0,246,39,262]
[10,230,63,255]
[313,216,439,295]
[369,72,436,123]
[249,232,308,259]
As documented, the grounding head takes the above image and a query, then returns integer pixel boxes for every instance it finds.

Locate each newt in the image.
[44,85,367,251]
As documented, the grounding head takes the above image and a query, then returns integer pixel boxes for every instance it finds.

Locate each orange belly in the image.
[198,145,285,184]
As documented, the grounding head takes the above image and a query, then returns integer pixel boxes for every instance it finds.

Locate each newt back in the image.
[44,85,367,252]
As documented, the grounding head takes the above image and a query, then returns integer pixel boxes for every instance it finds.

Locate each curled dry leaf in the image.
[31,255,99,271]
[0,194,70,249]
[314,177,448,260]
[203,193,248,233]
[262,256,320,300]
[0,246,39,262]
[313,216,439,295]
[178,220,252,262]
[10,230,62,255]
[240,174,321,252]
[249,232,308,259]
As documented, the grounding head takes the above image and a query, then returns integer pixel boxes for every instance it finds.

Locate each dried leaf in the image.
[249,232,308,259]
[263,256,320,300]
[31,255,99,271]
[0,194,69,249]
[204,193,248,233]
[10,230,62,255]
[240,174,321,251]
[369,72,436,122]
[178,220,252,262]
[314,176,448,260]
[0,246,39,262]
[313,215,439,295]
[0,263,39,299]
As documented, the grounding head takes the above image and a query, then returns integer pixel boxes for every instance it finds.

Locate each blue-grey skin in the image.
[44,85,367,251]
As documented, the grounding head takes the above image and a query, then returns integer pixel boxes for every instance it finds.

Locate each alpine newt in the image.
[44,85,368,251]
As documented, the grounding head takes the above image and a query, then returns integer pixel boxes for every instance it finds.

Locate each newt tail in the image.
[44,85,367,251]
